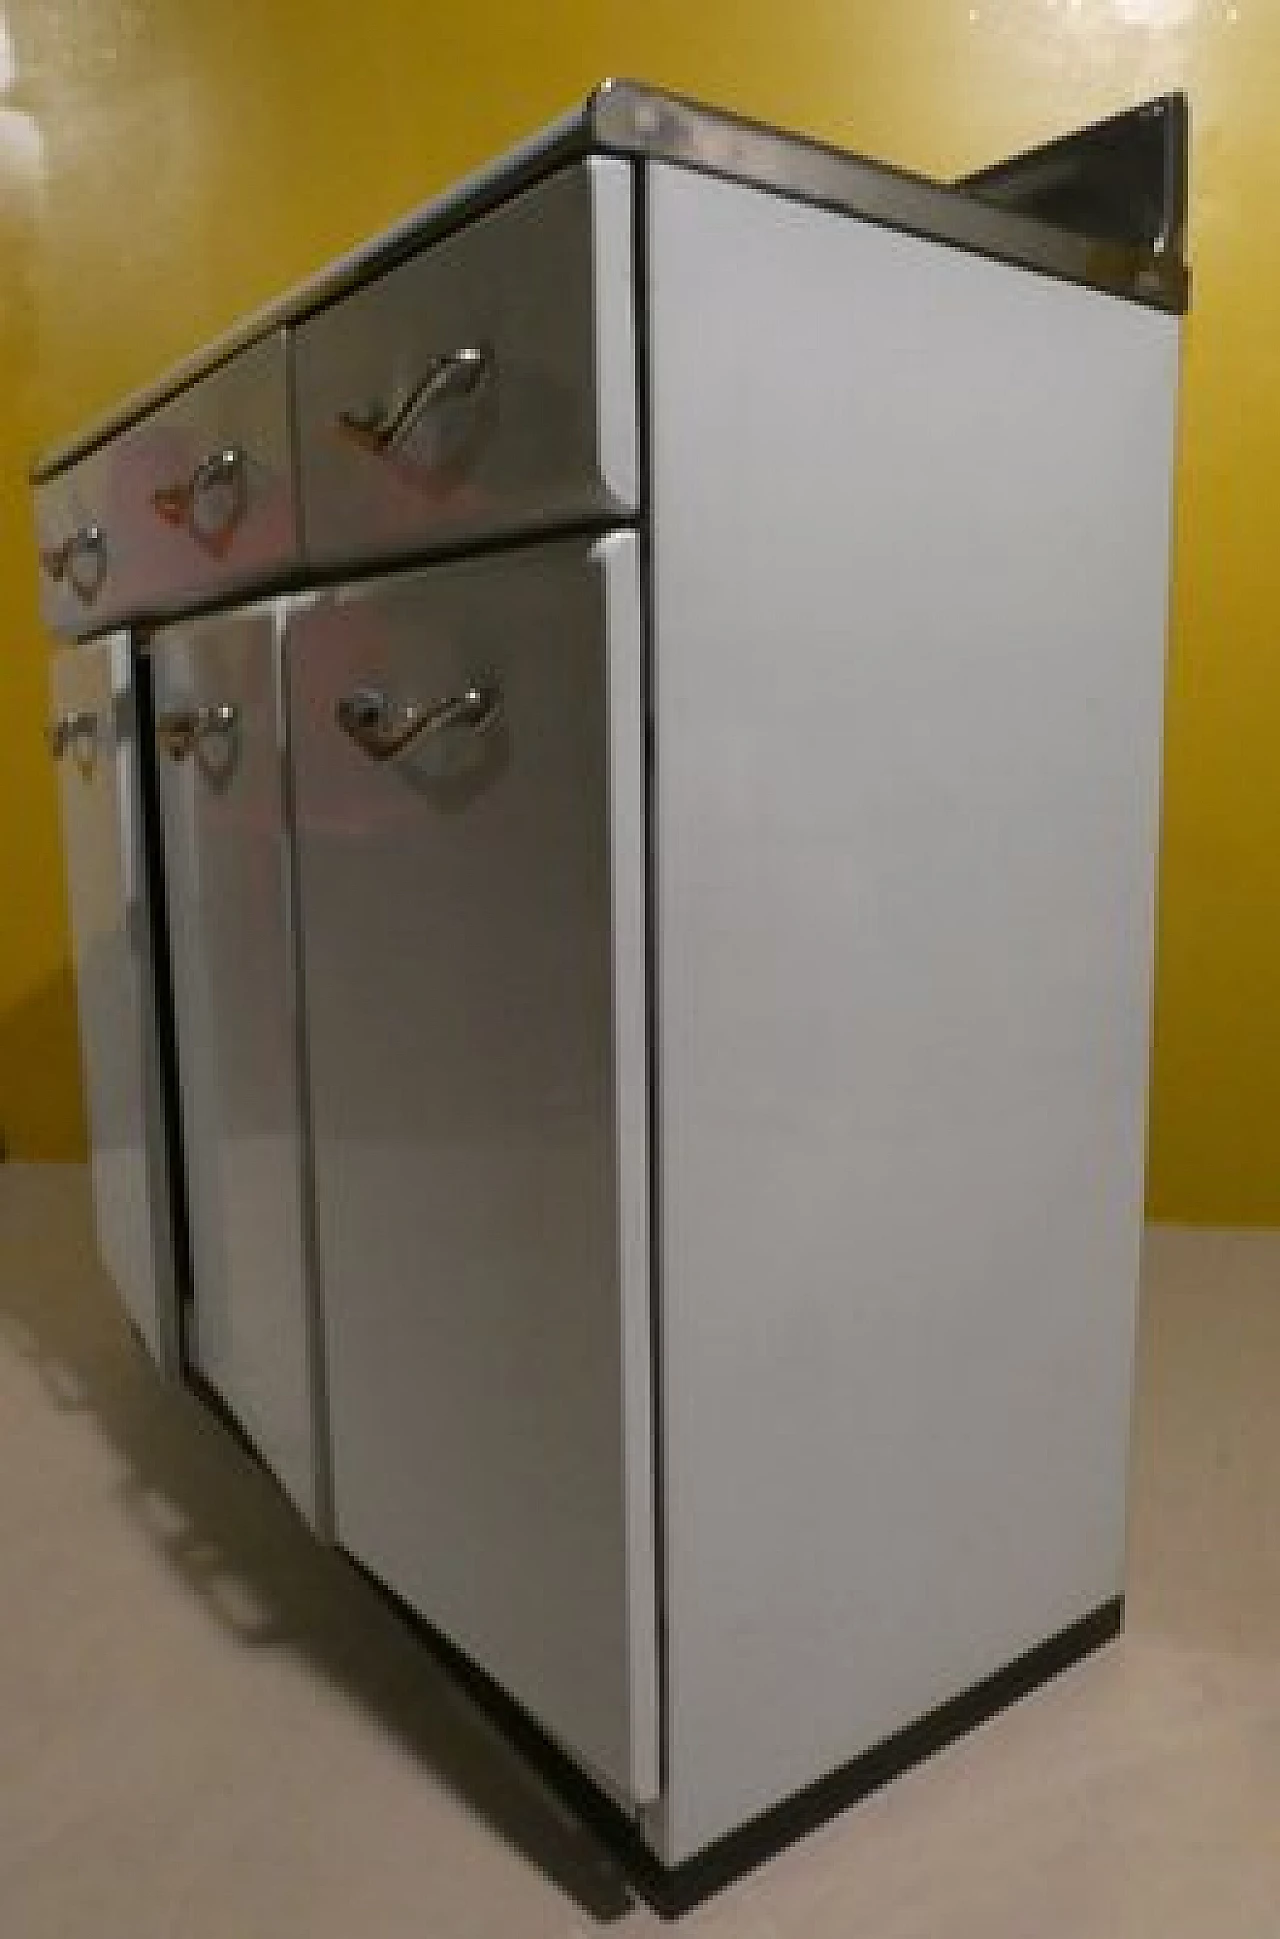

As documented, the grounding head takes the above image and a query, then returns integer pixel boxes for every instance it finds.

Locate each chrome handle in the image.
[151,446,248,554]
[191,447,247,543]
[40,525,107,604]
[157,702,238,761]
[335,677,503,762]
[46,709,98,761]
[336,345,493,455]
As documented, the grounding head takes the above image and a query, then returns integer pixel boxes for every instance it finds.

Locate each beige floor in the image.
[1,1170,1277,1938]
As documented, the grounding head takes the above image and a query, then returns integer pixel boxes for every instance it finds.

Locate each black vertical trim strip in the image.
[132,639,194,1338]
[274,598,336,1534]
[632,157,669,1814]
[283,323,309,566]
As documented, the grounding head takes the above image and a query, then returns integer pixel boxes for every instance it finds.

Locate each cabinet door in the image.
[153,609,325,1525]
[51,637,180,1371]
[287,532,658,1803]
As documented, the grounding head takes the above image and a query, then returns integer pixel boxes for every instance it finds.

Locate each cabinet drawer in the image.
[117,331,299,617]
[37,333,300,639]
[295,159,638,569]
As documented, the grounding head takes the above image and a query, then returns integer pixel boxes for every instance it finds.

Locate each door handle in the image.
[151,446,248,555]
[40,525,108,604]
[335,677,503,762]
[335,346,493,456]
[156,702,239,761]
[46,709,98,763]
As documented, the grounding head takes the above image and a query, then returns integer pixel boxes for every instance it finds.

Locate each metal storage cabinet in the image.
[33,84,1189,1909]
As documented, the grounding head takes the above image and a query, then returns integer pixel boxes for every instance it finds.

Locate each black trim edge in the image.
[632,156,670,1809]
[631,1595,1125,1915]
[346,1556,1123,1919]
[132,646,193,1326]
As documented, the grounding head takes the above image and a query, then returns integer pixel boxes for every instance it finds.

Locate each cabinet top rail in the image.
[31,79,1188,484]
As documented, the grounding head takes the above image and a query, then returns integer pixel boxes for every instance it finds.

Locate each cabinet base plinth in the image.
[351,1553,1123,1918]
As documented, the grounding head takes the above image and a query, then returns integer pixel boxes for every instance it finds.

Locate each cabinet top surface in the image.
[31,78,1188,485]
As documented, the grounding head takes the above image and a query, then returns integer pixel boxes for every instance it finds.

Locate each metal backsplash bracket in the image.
[959,94,1190,312]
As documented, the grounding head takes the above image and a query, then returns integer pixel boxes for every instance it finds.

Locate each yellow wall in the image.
[0,1,1268,1217]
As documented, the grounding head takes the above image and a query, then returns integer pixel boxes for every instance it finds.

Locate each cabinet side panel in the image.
[646,166,1179,1863]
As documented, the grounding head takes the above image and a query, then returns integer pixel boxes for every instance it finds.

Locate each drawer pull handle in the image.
[335,677,503,762]
[157,702,239,762]
[336,345,493,456]
[41,525,107,604]
[151,446,248,555]
[46,709,98,767]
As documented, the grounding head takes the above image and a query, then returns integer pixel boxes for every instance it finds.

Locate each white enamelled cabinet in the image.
[34,84,1189,1909]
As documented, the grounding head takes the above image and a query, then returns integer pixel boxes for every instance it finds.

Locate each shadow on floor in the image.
[0,1165,634,1922]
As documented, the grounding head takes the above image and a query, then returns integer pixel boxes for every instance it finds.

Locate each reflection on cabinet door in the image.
[152,608,325,1526]
[287,531,658,1804]
[50,636,180,1372]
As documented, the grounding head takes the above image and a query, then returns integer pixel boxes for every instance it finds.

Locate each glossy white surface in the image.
[50,637,178,1372]
[287,532,658,1803]
[152,608,322,1522]
[294,160,637,570]
[643,166,1180,1863]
